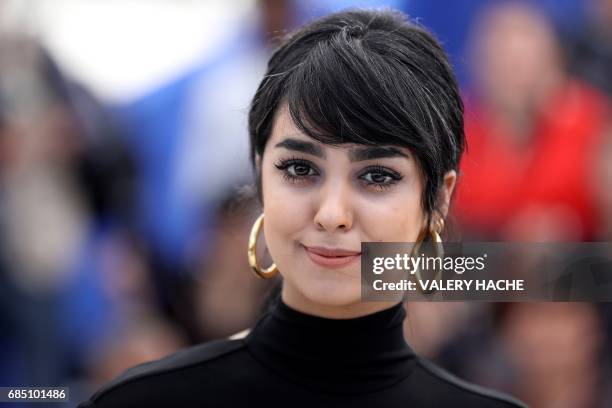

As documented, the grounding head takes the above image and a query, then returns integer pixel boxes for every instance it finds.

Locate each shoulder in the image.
[411,356,528,408]
[78,338,245,408]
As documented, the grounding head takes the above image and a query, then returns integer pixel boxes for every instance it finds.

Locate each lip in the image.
[302,245,361,269]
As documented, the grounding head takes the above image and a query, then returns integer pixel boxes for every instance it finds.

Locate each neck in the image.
[244,296,415,395]
[281,282,401,319]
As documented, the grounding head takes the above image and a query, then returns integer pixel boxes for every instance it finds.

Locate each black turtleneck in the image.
[79,299,527,407]
[246,299,415,395]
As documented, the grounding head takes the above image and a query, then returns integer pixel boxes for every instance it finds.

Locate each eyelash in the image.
[273,156,403,191]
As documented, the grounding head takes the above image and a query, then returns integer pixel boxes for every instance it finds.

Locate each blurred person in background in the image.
[0,31,186,402]
[565,0,612,97]
[434,120,612,408]
[592,124,612,375]
[436,302,612,408]
[437,6,612,407]
[594,125,612,240]
[452,1,611,241]
[192,190,277,341]
[494,303,610,408]
[0,33,92,388]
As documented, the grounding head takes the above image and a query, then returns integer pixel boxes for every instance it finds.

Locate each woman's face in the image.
[258,105,455,317]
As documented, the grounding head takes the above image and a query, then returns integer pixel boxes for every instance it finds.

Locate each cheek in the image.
[261,170,310,248]
[358,188,425,242]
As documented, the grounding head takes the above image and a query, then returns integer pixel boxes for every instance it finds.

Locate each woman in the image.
[79,9,527,407]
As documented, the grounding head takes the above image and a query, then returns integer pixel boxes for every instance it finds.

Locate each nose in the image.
[313,180,353,233]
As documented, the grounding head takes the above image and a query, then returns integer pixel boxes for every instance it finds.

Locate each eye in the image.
[359,165,403,191]
[274,157,318,183]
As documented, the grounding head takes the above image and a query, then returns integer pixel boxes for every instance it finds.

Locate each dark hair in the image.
[248,8,464,225]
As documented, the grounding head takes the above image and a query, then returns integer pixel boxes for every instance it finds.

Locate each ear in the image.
[438,170,457,219]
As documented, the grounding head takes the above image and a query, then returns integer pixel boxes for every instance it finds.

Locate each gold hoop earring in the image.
[410,221,444,294]
[247,213,279,279]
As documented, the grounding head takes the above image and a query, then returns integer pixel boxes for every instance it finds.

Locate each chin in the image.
[298,274,363,307]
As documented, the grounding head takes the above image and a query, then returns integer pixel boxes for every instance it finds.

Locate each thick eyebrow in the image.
[274,138,325,158]
[274,137,409,161]
[348,146,409,162]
